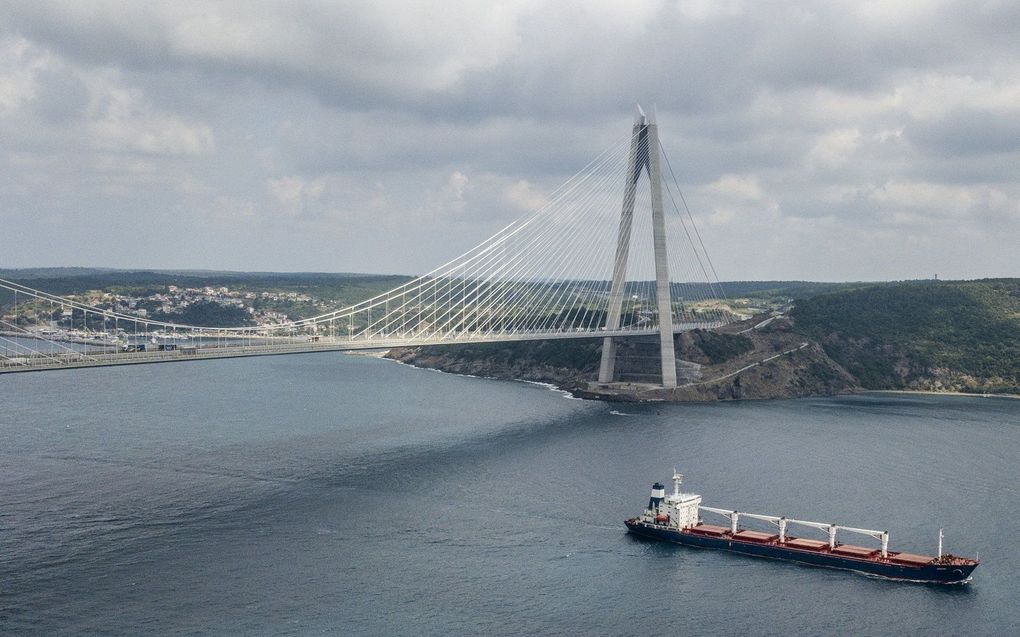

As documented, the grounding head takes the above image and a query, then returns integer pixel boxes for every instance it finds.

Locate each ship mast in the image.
[672,468,683,497]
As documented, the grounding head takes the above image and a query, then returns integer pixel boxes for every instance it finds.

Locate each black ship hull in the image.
[625,520,976,584]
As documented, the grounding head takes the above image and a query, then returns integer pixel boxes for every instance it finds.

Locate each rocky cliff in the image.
[386,316,859,402]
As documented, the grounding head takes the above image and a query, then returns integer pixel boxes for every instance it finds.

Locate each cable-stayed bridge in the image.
[1,111,735,387]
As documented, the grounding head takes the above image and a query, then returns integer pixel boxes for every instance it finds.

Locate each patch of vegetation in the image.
[793,279,1020,391]
[680,330,754,364]
[716,280,884,299]
[417,338,603,370]
[152,301,255,327]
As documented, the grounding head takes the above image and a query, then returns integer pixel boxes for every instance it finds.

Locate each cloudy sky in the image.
[1,1,1017,281]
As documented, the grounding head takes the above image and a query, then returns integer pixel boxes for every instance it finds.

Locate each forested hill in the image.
[792,279,1020,393]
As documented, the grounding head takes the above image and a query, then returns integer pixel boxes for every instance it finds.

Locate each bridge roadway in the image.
[0,322,724,374]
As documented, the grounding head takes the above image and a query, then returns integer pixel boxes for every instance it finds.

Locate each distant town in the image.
[86,284,317,326]
[0,272,375,349]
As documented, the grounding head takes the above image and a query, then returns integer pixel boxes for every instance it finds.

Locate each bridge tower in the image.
[598,107,678,388]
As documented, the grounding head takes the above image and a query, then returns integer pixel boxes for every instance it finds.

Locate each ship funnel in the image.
[648,482,666,510]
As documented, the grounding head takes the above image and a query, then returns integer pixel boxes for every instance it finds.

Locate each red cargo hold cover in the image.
[733,530,778,543]
[890,552,933,566]
[687,524,728,536]
[832,545,879,558]
[784,538,829,550]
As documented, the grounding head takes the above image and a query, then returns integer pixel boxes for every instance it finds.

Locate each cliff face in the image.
[588,319,858,402]
[386,339,602,392]
[386,317,859,402]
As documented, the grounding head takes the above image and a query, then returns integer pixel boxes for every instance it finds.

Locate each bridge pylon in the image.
[598,107,678,388]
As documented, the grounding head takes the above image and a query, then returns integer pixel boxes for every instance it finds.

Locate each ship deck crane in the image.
[700,507,890,557]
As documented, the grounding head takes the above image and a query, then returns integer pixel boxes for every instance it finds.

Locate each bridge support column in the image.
[598,108,677,388]
[598,119,642,384]
[648,120,677,388]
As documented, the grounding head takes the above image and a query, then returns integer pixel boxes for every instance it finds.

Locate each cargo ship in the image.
[625,470,978,584]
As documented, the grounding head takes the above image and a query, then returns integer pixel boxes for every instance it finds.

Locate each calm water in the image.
[1,354,1018,635]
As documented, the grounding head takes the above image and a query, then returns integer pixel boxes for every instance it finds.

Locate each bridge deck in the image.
[0,323,723,374]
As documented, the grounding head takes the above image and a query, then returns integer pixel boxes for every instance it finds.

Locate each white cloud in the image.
[677,0,746,21]
[503,179,549,211]
[869,180,1017,219]
[268,175,325,217]
[705,206,737,226]
[807,129,861,168]
[88,111,214,156]
[0,37,44,114]
[703,174,764,201]
[83,77,214,156]
[893,74,1020,121]
[8,1,535,96]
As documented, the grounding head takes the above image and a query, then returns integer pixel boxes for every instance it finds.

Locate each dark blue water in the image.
[1,354,1018,635]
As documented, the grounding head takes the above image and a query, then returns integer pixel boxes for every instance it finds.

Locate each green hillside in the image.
[793,279,1020,392]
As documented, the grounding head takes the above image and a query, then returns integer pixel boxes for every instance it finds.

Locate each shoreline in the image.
[342,348,391,358]
[865,389,1020,400]
[371,349,585,400]
[368,350,1020,404]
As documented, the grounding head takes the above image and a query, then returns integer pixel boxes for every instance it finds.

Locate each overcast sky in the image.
[1,1,1017,281]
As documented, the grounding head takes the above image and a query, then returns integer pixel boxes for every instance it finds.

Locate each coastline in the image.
[380,327,859,404]
[342,349,391,358]
[374,345,1020,404]
[369,349,585,400]
[866,389,1020,400]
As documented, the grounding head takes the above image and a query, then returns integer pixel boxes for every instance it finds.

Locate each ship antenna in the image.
[938,528,943,559]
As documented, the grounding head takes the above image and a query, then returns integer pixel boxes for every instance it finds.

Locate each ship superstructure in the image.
[625,470,978,584]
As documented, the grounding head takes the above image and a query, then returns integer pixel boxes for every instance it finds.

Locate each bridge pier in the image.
[598,108,677,388]
[598,336,619,382]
